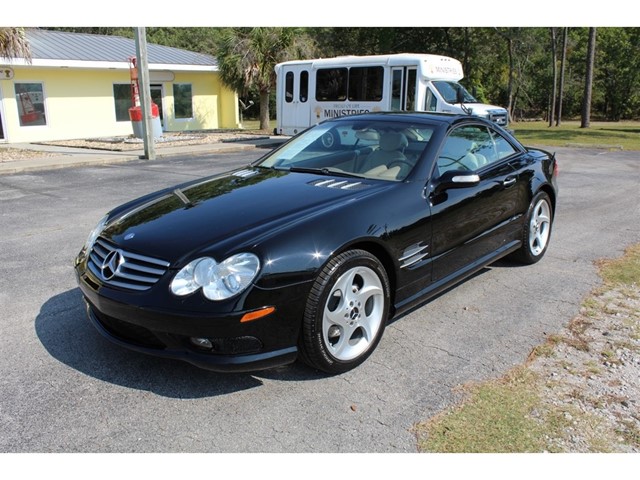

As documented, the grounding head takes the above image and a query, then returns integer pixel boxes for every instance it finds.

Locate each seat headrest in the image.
[355,129,380,142]
[379,132,408,151]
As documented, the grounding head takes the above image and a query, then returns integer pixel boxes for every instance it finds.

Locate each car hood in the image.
[456,103,508,115]
[100,167,388,264]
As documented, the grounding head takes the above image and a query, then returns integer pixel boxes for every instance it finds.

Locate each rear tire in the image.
[299,250,390,374]
[512,191,553,264]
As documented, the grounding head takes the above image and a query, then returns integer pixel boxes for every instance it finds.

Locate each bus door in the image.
[390,67,417,111]
[278,65,310,135]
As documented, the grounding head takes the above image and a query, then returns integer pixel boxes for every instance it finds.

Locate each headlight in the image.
[83,214,108,253]
[170,253,260,301]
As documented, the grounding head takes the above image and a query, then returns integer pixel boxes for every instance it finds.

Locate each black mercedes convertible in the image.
[75,112,558,374]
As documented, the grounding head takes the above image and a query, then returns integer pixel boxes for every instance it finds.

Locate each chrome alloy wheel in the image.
[528,198,551,256]
[322,266,385,361]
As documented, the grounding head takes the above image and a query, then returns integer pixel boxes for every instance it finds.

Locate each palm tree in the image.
[0,27,31,61]
[214,27,316,130]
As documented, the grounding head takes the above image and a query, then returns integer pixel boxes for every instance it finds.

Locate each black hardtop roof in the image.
[324,111,482,126]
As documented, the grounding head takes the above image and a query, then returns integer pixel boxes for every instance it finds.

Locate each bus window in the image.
[285,71,294,103]
[391,69,402,110]
[433,80,477,104]
[348,66,384,101]
[406,68,416,110]
[425,87,437,111]
[316,68,348,101]
[300,70,309,102]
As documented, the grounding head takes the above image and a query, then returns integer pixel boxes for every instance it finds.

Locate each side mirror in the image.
[456,87,473,115]
[434,170,480,194]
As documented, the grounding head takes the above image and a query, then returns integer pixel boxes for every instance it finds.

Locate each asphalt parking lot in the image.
[0,146,638,453]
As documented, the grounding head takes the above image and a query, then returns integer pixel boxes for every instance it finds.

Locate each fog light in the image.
[190,337,213,349]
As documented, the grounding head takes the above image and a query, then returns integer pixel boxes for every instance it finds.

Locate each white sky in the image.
[1,0,635,27]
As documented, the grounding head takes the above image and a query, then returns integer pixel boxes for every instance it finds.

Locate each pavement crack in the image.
[425,344,469,362]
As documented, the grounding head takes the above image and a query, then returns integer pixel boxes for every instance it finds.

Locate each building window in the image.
[113,84,131,122]
[173,84,193,119]
[15,82,47,127]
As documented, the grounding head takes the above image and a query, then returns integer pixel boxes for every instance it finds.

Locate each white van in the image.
[275,53,509,135]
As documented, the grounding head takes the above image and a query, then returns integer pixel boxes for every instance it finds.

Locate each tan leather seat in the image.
[360,131,408,173]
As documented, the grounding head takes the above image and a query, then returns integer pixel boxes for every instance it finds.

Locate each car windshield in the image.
[258,119,435,181]
[433,81,478,104]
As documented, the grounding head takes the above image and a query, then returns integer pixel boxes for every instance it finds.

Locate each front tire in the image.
[299,250,390,374]
[512,191,553,264]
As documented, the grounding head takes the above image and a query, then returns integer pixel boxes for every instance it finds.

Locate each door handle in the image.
[503,177,516,187]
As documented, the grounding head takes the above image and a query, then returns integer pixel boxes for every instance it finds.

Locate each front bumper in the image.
[85,301,298,372]
[76,263,310,373]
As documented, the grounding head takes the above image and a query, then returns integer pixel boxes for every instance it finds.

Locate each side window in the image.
[437,125,494,174]
[348,66,384,102]
[173,83,193,119]
[391,69,403,110]
[405,68,416,110]
[425,88,437,112]
[113,84,131,122]
[285,71,294,103]
[490,129,517,161]
[316,68,348,101]
[299,70,308,102]
[15,82,47,126]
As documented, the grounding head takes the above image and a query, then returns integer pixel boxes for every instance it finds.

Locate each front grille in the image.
[87,237,170,291]
[488,111,508,126]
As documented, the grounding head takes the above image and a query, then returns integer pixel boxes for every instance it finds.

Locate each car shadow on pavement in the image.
[388,266,493,325]
[35,288,326,398]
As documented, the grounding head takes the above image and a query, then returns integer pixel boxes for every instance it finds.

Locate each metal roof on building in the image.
[19,29,218,69]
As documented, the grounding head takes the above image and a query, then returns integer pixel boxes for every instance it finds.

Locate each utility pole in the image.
[134,27,155,160]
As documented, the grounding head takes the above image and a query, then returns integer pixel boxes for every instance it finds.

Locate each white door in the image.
[278,65,310,135]
[390,67,418,111]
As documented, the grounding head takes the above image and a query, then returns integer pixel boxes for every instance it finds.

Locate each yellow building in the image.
[0,29,240,144]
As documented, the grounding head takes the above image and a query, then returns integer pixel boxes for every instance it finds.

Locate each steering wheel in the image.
[387,159,413,170]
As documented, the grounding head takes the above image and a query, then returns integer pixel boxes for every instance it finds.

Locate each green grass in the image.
[512,120,640,151]
[415,367,546,453]
[598,244,640,286]
[239,119,265,132]
[245,118,640,150]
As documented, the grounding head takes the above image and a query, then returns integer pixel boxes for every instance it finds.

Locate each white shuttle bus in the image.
[275,53,508,135]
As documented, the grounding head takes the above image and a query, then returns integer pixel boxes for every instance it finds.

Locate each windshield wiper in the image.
[173,187,194,208]
[288,166,363,179]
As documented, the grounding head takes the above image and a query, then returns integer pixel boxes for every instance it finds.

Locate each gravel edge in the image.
[528,281,640,452]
